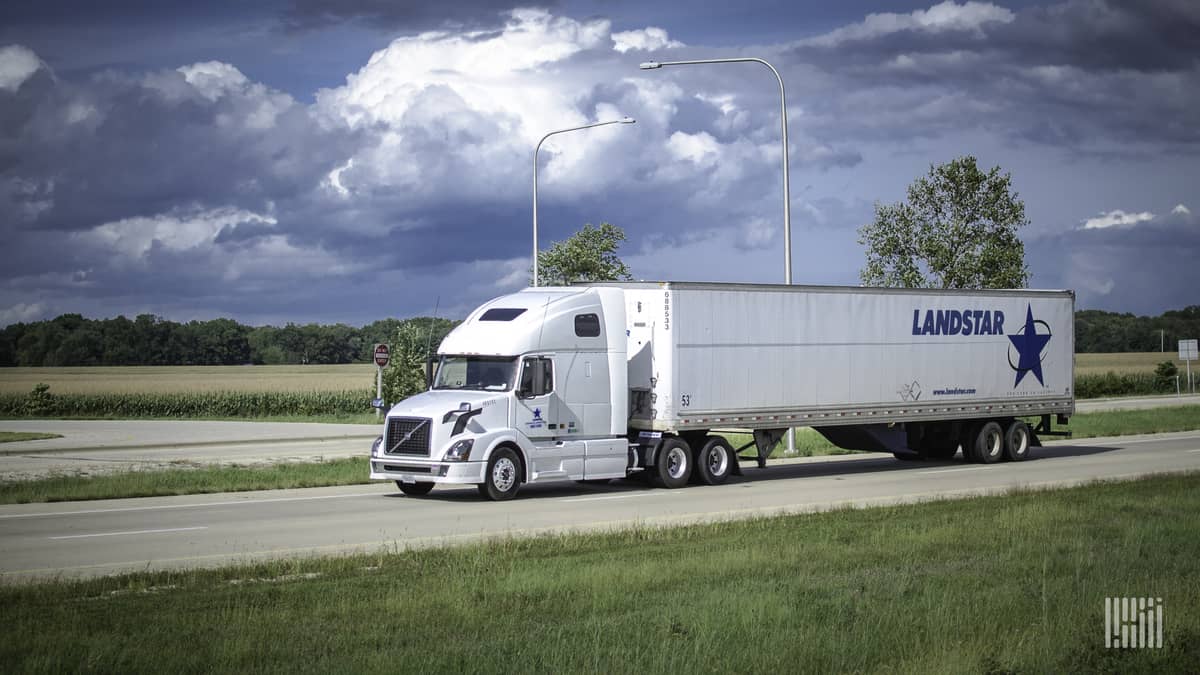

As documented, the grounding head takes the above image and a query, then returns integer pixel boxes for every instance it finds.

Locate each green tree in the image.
[536,222,633,286]
[858,156,1030,289]
[379,318,458,405]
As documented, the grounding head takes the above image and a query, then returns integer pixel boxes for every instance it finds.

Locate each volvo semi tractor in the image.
[369,282,1074,500]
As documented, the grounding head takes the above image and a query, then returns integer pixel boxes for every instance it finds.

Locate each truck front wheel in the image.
[694,436,733,485]
[652,437,692,488]
[479,448,521,501]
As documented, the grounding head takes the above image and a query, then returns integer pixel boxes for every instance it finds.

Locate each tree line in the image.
[1,305,1197,368]
[0,314,457,367]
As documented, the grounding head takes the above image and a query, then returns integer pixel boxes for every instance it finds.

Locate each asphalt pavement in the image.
[1,430,1198,582]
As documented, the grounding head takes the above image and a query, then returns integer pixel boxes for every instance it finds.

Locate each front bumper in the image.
[369,458,487,485]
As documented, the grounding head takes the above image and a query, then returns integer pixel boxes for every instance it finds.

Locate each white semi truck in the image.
[369,282,1074,500]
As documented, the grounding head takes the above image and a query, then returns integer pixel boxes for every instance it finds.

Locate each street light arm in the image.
[532,117,636,287]
[638,56,791,285]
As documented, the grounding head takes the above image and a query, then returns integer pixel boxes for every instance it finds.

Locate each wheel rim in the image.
[1013,428,1029,457]
[706,445,729,476]
[986,429,1002,458]
[666,447,688,480]
[492,457,517,492]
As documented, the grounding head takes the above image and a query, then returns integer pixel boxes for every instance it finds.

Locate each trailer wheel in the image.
[973,421,1004,464]
[1003,420,1032,461]
[651,437,692,489]
[960,423,981,462]
[396,481,435,496]
[694,436,733,485]
[479,447,521,501]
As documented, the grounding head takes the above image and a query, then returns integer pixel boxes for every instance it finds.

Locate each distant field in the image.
[1075,352,1182,376]
[0,354,1181,397]
[0,365,376,395]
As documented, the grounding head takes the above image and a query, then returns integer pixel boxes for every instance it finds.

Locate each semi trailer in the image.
[369,282,1074,500]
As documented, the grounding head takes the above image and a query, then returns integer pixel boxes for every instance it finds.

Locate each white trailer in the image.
[369,282,1074,500]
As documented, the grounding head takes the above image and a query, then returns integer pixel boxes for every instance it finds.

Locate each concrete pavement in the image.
[0,420,381,479]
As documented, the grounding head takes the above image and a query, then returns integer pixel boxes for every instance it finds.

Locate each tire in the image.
[960,423,981,463]
[395,481,435,496]
[651,437,692,489]
[694,436,733,485]
[973,421,1004,464]
[1003,420,1032,462]
[479,447,521,501]
[923,440,959,460]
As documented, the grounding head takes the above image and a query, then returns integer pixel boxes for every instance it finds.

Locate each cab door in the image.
[515,355,583,480]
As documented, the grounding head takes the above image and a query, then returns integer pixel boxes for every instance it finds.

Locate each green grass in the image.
[2,473,1197,673]
[1063,405,1200,439]
[0,431,61,443]
[0,459,368,504]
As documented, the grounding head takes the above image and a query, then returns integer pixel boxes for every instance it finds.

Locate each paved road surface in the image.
[0,420,380,479]
[1,393,1196,478]
[2,431,1197,582]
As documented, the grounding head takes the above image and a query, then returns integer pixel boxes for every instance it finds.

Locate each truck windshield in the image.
[433,356,518,392]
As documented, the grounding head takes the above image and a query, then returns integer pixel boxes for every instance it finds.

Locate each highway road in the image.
[2,430,1198,582]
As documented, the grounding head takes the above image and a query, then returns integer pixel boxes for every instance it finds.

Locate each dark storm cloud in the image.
[786,0,1200,150]
[0,62,361,237]
[283,0,558,33]
[1027,206,1200,313]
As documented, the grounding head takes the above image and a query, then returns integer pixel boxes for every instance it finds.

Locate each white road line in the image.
[49,526,208,540]
[0,492,381,520]
[919,466,994,475]
[1188,449,1200,453]
[562,492,664,503]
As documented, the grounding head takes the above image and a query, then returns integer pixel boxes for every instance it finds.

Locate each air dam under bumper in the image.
[370,460,487,485]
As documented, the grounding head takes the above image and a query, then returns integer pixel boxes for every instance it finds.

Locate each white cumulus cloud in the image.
[1081,209,1155,230]
[612,27,684,53]
[802,1,1014,46]
[0,44,43,92]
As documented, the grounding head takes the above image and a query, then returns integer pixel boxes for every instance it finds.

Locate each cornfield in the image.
[0,386,374,419]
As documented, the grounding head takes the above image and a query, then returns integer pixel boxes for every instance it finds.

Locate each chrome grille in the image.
[384,417,431,456]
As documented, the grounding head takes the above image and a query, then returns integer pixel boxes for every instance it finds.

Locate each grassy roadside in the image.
[0,432,62,443]
[2,474,1197,673]
[2,406,1198,505]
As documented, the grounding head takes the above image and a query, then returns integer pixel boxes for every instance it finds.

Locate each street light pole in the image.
[533,117,636,287]
[641,56,796,453]
[640,58,792,284]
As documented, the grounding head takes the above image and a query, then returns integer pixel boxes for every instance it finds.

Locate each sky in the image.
[1,0,1197,327]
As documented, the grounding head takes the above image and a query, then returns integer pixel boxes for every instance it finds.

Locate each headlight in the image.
[371,436,383,457]
[444,439,474,462]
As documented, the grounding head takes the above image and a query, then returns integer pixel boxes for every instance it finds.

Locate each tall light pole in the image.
[640,58,792,284]
[641,57,797,454]
[533,117,636,287]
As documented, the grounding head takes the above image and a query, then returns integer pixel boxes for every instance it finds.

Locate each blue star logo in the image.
[1007,304,1052,387]
[532,407,542,420]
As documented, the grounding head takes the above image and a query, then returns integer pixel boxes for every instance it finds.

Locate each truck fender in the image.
[474,430,536,483]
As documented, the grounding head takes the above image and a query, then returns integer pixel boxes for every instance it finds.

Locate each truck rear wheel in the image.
[479,447,521,501]
[694,436,733,485]
[1003,420,1032,461]
[973,421,1004,464]
[396,481,435,496]
[651,437,692,488]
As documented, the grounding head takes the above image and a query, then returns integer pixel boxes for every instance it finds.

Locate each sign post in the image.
[1180,339,1198,395]
[373,344,390,418]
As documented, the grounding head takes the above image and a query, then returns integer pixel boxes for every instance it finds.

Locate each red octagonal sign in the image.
[373,343,390,368]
